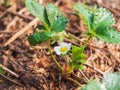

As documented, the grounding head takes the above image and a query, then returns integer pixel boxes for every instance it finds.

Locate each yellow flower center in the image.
[60,46,68,53]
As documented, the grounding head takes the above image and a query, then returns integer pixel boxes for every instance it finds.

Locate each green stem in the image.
[83,35,92,48]
[48,39,62,72]
[64,55,69,64]
[66,65,74,74]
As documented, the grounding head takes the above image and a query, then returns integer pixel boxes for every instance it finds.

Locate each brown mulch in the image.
[0,0,120,90]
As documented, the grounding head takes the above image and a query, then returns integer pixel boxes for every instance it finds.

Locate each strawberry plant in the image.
[25,0,86,75]
[25,0,120,87]
[25,0,67,46]
[25,0,68,71]
[73,3,120,44]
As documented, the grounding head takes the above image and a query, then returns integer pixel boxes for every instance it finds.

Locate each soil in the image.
[0,0,120,90]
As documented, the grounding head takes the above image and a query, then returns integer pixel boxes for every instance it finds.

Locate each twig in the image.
[64,38,80,46]
[6,7,27,31]
[0,64,19,78]
[7,8,33,21]
[105,67,113,73]
[0,31,16,34]
[68,33,84,43]
[68,33,100,49]
[4,18,39,46]
[42,77,49,88]
[92,46,120,63]
[66,78,82,86]
[108,51,120,62]
[0,5,16,19]
[71,73,87,83]
[34,46,48,49]
[91,45,120,65]
[79,70,89,81]
[86,63,104,75]
[0,11,7,19]
[0,74,22,86]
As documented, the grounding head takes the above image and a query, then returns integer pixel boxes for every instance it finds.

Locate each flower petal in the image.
[54,42,72,55]
[61,42,68,46]
[54,46,61,55]
[67,43,72,49]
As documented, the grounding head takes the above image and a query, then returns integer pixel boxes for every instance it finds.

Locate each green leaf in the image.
[81,80,104,90]
[25,0,49,29]
[103,72,120,90]
[93,8,115,31]
[0,68,5,74]
[72,46,85,62]
[35,25,46,31]
[25,1,68,46]
[74,64,84,70]
[46,3,68,32]
[92,8,120,44]
[96,27,120,44]
[71,45,86,69]
[73,3,93,30]
[28,31,56,46]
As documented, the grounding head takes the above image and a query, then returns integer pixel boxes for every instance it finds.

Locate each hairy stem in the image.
[83,35,92,48]
[64,55,69,64]
[48,39,62,72]
[66,65,74,74]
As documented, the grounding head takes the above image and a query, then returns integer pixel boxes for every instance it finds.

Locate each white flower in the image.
[54,42,72,55]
